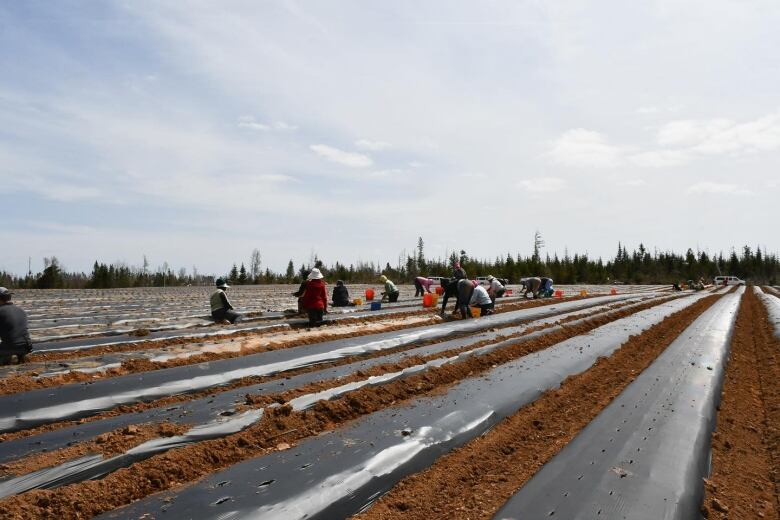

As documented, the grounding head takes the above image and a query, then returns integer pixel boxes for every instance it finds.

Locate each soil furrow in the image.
[701,289,780,519]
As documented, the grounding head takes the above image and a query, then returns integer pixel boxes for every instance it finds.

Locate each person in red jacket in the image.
[301,268,328,327]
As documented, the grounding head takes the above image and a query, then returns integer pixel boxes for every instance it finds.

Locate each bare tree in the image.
[249,249,262,283]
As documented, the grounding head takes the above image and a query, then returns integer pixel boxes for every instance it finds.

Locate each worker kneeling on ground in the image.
[486,275,505,303]
[379,275,400,303]
[520,277,542,299]
[332,280,355,307]
[302,268,328,327]
[540,277,554,297]
[210,278,243,324]
[0,287,32,364]
[469,283,494,317]
[414,276,434,297]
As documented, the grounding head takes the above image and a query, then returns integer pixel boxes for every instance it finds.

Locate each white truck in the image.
[713,275,745,286]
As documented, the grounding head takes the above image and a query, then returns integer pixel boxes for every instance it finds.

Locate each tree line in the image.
[1,239,778,289]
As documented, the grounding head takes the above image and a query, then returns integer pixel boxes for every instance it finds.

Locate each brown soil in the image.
[352,293,723,520]
[0,297,656,446]
[701,289,780,519]
[0,423,187,478]
[4,297,588,397]
[0,296,664,518]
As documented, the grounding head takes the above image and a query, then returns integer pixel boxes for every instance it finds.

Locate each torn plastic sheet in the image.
[493,289,742,520]
[0,410,263,499]
[0,295,653,463]
[101,292,714,520]
[0,295,638,434]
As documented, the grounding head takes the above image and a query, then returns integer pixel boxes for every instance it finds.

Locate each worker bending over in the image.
[379,275,400,302]
[210,278,243,324]
[486,275,505,302]
[469,283,495,316]
[456,279,476,319]
[414,276,435,297]
[0,287,32,364]
[520,277,542,299]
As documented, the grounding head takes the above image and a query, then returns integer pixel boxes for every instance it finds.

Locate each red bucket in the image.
[435,286,443,295]
[365,288,375,301]
[423,293,434,307]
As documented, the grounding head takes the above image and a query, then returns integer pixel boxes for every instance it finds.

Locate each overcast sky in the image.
[1,0,778,276]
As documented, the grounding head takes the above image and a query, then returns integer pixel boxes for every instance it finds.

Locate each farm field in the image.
[0,284,778,519]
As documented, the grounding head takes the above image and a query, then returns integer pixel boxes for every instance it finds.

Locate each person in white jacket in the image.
[486,275,505,303]
[469,284,494,317]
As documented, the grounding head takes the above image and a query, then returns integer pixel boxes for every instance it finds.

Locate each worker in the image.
[486,275,506,302]
[456,279,476,319]
[210,278,243,324]
[520,277,542,299]
[439,277,459,316]
[469,283,494,316]
[332,280,355,307]
[0,288,32,365]
[452,262,467,280]
[540,277,554,298]
[414,276,435,297]
[379,275,400,302]
[301,268,328,326]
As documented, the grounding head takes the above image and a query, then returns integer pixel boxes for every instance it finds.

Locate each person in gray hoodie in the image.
[0,288,32,364]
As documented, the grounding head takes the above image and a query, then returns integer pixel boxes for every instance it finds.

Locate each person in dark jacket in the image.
[301,268,328,326]
[292,279,308,314]
[332,280,355,307]
[456,279,476,319]
[452,262,467,280]
[0,287,32,364]
[210,278,242,324]
[439,277,458,315]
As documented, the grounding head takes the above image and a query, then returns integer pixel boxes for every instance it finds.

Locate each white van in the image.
[713,276,745,286]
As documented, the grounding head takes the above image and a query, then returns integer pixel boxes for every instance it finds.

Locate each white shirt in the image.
[469,285,492,306]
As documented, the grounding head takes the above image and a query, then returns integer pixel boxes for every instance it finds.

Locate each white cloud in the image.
[686,182,751,195]
[238,116,297,132]
[517,177,566,192]
[657,112,780,155]
[237,115,271,131]
[628,150,688,168]
[310,144,373,168]
[618,179,647,187]
[549,129,623,168]
[355,139,391,151]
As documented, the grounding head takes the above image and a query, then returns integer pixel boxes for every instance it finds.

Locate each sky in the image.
[1,0,779,276]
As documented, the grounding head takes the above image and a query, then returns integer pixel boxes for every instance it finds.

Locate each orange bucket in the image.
[610,288,617,295]
[353,298,363,305]
[580,289,588,297]
[423,293,434,307]
[365,288,375,301]
[435,286,443,295]
[470,306,481,318]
